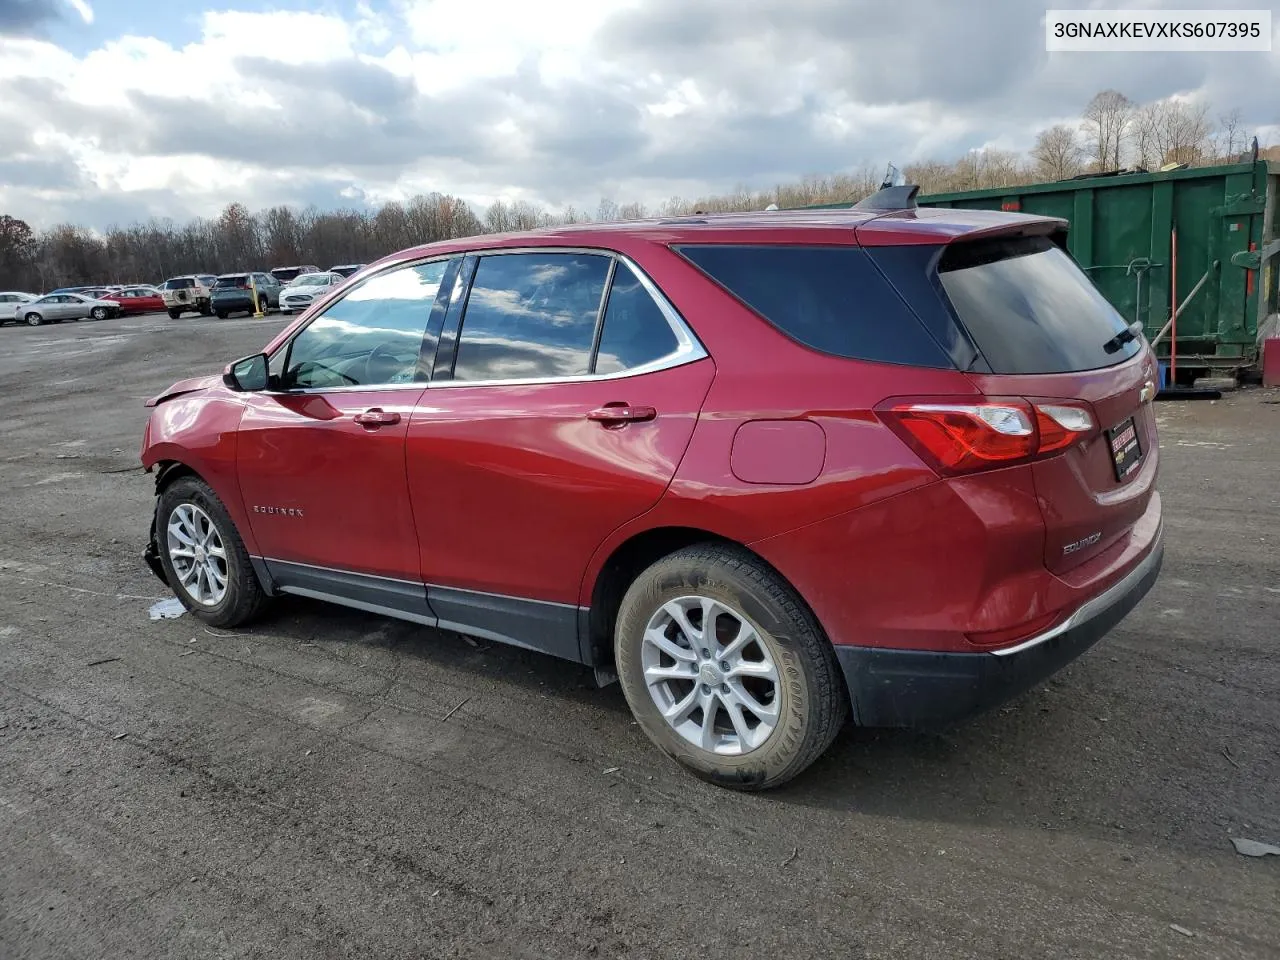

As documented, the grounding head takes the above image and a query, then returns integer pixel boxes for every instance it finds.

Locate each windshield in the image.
[294,274,331,287]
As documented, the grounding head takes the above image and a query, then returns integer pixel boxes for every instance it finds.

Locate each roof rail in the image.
[852,184,920,211]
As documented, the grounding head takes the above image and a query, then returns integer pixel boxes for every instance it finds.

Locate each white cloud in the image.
[0,0,1275,230]
[67,0,93,25]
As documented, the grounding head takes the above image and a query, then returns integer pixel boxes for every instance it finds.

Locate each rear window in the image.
[166,278,195,289]
[215,276,249,288]
[675,245,951,368]
[937,235,1141,374]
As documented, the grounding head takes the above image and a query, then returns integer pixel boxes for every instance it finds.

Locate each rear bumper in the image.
[835,525,1164,728]
[212,296,257,312]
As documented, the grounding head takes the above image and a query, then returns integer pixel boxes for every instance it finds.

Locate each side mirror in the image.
[223,353,269,392]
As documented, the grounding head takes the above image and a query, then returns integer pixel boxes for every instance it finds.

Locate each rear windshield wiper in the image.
[1102,320,1144,354]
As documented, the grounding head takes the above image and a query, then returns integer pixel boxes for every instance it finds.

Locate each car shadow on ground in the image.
[253,595,632,717]
[245,595,1208,853]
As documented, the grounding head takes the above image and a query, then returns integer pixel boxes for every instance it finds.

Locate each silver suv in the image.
[160,275,218,318]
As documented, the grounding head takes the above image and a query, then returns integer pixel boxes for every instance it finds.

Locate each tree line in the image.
[0,88,1270,292]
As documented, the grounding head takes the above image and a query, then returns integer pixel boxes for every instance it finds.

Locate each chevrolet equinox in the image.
[140,188,1164,789]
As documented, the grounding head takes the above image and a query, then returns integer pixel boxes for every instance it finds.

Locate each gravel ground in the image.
[1,313,1278,960]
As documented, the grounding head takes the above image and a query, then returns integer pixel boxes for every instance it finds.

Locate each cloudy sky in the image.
[0,0,1276,229]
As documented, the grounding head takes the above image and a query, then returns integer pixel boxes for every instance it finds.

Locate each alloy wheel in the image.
[640,596,781,755]
[166,503,229,606]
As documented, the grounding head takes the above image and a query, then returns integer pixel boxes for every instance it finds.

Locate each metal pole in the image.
[1150,263,1217,348]
[1170,225,1178,385]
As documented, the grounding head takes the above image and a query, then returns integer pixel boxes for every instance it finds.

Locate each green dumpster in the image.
[793,161,1280,373]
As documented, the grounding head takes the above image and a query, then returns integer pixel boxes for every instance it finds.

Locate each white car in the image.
[279,271,344,315]
[0,291,40,324]
[16,292,122,326]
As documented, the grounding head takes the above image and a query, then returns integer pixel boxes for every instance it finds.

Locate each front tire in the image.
[90,306,109,320]
[24,312,43,326]
[156,476,270,628]
[615,544,847,791]
[167,308,181,319]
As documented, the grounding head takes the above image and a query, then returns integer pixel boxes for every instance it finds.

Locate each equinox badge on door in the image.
[253,505,304,518]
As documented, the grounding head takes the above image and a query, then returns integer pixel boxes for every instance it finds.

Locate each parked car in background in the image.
[160,275,218,318]
[211,272,280,318]
[104,286,166,315]
[279,271,343,314]
[18,292,121,325]
[329,264,366,279]
[0,292,39,323]
[138,194,1163,789]
[269,265,321,286]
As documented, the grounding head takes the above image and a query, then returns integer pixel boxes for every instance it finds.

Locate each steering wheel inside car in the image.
[364,341,417,384]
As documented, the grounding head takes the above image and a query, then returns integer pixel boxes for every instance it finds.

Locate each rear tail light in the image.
[1036,404,1094,453]
[878,398,1095,476]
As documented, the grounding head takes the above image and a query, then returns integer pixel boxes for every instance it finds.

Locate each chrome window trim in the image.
[262,246,708,396]
[431,250,707,389]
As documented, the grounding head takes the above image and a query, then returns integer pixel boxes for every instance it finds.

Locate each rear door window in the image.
[676,244,952,368]
[451,252,611,381]
[937,235,1141,374]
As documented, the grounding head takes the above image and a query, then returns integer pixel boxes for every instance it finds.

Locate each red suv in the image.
[140,187,1163,789]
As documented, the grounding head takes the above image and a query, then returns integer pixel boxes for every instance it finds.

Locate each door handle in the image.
[587,404,657,424]
[353,408,401,427]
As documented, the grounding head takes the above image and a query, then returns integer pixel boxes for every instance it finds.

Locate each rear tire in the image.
[167,309,181,319]
[199,302,213,317]
[215,311,226,319]
[614,544,847,791]
[24,312,43,326]
[156,476,270,628]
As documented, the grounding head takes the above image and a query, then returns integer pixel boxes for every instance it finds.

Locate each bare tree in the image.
[1133,97,1212,168]
[1081,90,1134,171]
[595,198,620,221]
[1031,125,1084,180]
[1213,108,1246,160]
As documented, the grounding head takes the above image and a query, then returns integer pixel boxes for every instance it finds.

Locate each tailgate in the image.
[968,354,1159,573]
[930,230,1160,574]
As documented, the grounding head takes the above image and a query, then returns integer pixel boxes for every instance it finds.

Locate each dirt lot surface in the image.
[2,313,1278,960]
